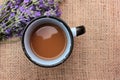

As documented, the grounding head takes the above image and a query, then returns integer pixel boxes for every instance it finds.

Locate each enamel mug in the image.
[22,16,86,67]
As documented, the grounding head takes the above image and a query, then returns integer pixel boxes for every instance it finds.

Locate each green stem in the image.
[0,12,10,23]
[3,20,20,30]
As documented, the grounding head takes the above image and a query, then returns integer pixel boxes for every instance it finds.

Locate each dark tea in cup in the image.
[30,23,67,60]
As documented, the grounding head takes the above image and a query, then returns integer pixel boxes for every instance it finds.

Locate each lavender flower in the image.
[29,5,36,10]
[14,5,19,9]
[34,11,41,17]
[0,0,62,41]
[5,28,11,34]
[23,0,31,3]
[10,13,15,18]
[19,6,26,12]
[15,0,23,5]
[48,0,54,4]
[39,0,46,8]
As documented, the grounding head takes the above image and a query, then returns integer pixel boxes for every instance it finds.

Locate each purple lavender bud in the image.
[1,23,6,28]
[19,6,26,13]
[15,5,19,9]
[23,0,31,4]
[25,9,31,15]
[7,1,14,8]
[5,28,11,34]
[39,4,45,8]
[4,17,8,22]
[34,11,41,17]
[29,5,36,10]
[0,5,2,9]
[46,7,51,11]
[10,13,15,18]
[7,1,12,6]
[21,20,27,24]
[16,0,23,5]
[48,0,54,5]
[39,0,45,8]
[39,0,43,3]
[56,9,61,17]
[18,15,26,21]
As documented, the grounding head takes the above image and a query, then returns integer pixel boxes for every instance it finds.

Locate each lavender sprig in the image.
[0,0,62,41]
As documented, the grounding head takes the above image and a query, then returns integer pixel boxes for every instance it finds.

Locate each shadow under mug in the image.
[22,16,86,68]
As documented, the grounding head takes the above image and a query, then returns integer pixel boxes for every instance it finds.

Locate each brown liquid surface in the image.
[30,23,66,60]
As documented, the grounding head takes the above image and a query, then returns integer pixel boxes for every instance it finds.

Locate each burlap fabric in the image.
[0,0,120,80]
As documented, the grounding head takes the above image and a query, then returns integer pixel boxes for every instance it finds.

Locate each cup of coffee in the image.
[22,16,85,67]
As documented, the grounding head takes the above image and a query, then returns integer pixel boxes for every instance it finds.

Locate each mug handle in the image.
[71,25,86,37]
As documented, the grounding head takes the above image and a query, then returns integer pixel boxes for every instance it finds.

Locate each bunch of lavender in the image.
[0,0,62,41]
